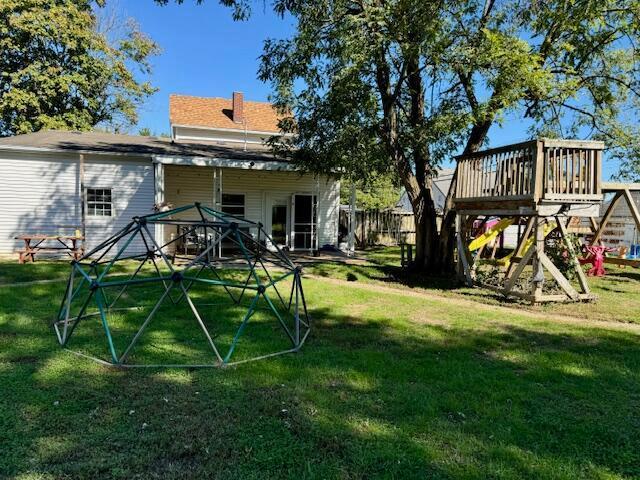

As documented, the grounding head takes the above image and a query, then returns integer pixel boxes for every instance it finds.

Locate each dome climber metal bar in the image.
[52,203,311,367]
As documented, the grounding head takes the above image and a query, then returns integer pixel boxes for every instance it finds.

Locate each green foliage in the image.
[0,0,160,136]
[138,127,152,136]
[340,173,400,210]
[546,233,583,282]
[255,0,640,191]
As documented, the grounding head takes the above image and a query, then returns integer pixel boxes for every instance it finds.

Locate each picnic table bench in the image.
[15,234,84,264]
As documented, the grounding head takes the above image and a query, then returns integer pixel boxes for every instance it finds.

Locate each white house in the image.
[0,92,340,256]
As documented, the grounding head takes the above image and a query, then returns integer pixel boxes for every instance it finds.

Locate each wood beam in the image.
[622,189,640,230]
[591,191,623,245]
[538,251,579,300]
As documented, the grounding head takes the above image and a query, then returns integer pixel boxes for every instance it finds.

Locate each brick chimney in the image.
[232,91,244,124]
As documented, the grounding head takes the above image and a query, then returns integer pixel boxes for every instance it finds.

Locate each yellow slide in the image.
[495,221,557,266]
[468,218,515,252]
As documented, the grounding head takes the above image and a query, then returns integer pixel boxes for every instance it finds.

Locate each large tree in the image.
[165,0,640,272]
[0,0,159,136]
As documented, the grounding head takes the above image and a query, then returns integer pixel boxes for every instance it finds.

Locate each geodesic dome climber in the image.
[53,203,310,367]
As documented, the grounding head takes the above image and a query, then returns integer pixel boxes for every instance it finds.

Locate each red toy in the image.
[580,245,615,277]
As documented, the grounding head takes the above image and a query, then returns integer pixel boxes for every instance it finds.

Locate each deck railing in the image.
[455,138,603,204]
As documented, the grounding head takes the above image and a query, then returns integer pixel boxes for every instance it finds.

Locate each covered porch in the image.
[151,154,340,256]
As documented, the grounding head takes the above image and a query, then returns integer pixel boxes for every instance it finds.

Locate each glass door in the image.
[270,204,288,248]
[291,194,317,250]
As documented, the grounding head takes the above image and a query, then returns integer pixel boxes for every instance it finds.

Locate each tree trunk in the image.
[402,177,439,271]
[433,121,493,273]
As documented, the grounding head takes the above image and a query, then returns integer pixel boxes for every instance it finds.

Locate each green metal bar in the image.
[200,205,258,225]
[74,262,93,283]
[99,275,172,288]
[259,258,288,310]
[60,289,95,346]
[81,221,135,259]
[297,274,311,329]
[172,262,207,305]
[144,203,195,221]
[97,225,141,283]
[56,270,73,323]
[141,223,176,274]
[235,230,261,287]
[223,293,260,364]
[182,276,259,290]
[178,282,224,364]
[237,256,260,305]
[95,288,118,363]
[262,290,295,346]
[90,263,110,308]
[294,272,300,346]
[206,263,238,304]
[108,257,149,308]
[181,228,231,274]
[119,283,175,363]
[266,269,296,288]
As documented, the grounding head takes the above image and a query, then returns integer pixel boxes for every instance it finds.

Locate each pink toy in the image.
[580,245,615,276]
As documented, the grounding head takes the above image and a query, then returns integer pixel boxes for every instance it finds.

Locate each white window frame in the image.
[220,193,246,218]
[86,187,114,217]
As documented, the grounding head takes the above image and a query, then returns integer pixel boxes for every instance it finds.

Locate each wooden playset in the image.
[454,138,606,304]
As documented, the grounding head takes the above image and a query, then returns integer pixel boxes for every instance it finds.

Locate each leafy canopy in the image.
[0,0,160,136]
[252,0,640,182]
[341,173,400,210]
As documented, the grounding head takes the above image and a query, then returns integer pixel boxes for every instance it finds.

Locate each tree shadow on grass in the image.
[603,268,640,283]
[1,281,640,479]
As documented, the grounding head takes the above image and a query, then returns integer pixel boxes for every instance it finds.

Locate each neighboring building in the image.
[395,168,455,214]
[0,92,340,255]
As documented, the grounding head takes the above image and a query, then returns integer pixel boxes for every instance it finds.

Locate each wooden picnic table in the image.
[15,234,84,264]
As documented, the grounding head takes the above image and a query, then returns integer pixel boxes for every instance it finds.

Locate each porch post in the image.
[348,181,356,256]
[154,161,164,247]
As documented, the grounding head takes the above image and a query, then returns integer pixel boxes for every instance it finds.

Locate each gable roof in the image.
[0,130,286,163]
[170,94,283,133]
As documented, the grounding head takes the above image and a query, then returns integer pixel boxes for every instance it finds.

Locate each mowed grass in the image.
[307,246,640,324]
[1,259,640,479]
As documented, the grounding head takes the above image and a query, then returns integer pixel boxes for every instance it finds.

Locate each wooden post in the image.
[556,216,590,295]
[533,140,545,202]
[79,153,86,251]
[592,191,622,245]
[456,214,472,285]
[347,181,356,256]
[623,189,640,231]
[531,217,545,303]
[595,149,603,194]
[505,216,534,281]
[154,162,165,248]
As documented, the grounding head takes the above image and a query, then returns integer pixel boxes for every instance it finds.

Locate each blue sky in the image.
[120,1,292,136]
[121,1,618,178]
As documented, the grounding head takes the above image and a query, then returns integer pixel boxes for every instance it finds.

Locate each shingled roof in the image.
[170,94,283,133]
[0,130,286,163]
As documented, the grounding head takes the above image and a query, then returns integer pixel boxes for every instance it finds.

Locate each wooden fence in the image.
[340,208,416,247]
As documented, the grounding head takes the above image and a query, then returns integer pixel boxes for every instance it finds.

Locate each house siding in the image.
[164,165,340,248]
[0,150,154,255]
[172,126,269,145]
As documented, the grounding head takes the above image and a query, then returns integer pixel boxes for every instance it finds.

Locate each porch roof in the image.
[0,130,289,165]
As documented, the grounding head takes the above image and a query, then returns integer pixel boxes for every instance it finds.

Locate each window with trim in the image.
[220,194,246,254]
[86,188,113,217]
[221,193,245,217]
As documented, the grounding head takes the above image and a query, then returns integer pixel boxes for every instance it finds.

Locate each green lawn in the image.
[1,257,640,479]
[307,246,640,324]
